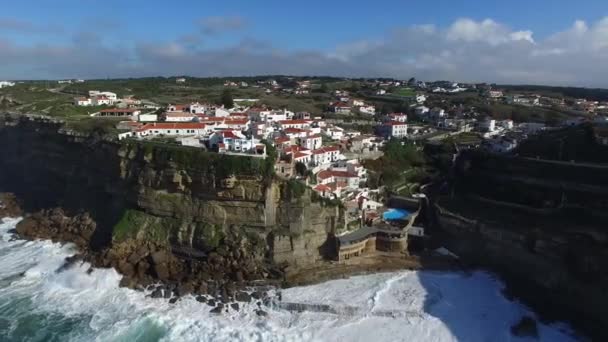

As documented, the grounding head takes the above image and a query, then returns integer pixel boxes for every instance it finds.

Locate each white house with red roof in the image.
[209,130,262,154]
[165,111,195,122]
[219,119,249,131]
[378,121,408,138]
[311,145,341,165]
[283,127,310,139]
[278,119,313,130]
[324,125,345,140]
[316,169,360,192]
[118,122,207,140]
[296,134,322,150]
[312,184,338,199]
[331,102,351,114]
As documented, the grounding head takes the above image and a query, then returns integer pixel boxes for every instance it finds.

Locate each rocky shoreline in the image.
[5,195,280,315]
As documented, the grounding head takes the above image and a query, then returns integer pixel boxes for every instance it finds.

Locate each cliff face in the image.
[435,148,608,337]
[0,114,341,270]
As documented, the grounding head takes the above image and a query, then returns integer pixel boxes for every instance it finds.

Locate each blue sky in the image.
[1,0,608,86]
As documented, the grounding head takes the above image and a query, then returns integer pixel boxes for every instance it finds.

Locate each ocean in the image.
[0,217,581,342]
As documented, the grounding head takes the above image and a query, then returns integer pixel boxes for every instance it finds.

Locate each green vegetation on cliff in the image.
[124,140,275,180]
[113,209,171,242]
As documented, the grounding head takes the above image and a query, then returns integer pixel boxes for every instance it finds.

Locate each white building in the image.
[0,81,15,88]
[176,78,186,83]
[91,96,113,106]
[311,145,341,165]
[118,123,207,140]
[415,106,430,116]
[278,119,313,130]
[479,118,496,132]
[74,97,91,106]
[94,92,117,101]
[324,126,345,140]
[138,113,158,122]
[378,121,408,138]
[165,112,195,122]
[415,94,427,104]
[297,134,323,150]
[98,108,141,118]
[358,105,376,115]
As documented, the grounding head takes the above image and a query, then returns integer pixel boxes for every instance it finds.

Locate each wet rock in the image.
[195,295,206,303]
[235,291,251,303]
[209,306,224,315]
[0,193,22,217]
[207,299,216,307]
[150,289,163,298]
[511,316,538,338]
[255,309,268,317]
[230,303,239,311]
[169,297,179,304]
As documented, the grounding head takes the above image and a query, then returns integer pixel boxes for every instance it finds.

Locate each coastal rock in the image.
[0,193,22,218]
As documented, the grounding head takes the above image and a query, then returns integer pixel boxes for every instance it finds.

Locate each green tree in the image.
[295,162,307,176]
[320,83,329,93]
[220,89,234,108]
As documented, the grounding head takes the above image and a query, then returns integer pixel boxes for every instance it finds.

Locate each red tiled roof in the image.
[293,152,309,159]
[313,184,332,192]
[221,131,238,139]
[284,127,307,134]
[312,145,340,155]
[318,169,358,179]
[274,137,291,144]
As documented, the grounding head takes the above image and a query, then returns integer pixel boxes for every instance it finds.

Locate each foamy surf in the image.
[0,217,582,341]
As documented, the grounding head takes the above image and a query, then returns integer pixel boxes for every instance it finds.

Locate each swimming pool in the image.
[383,208,410,221]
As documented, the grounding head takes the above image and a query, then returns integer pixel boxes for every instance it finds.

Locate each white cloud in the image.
[1,17,608,87]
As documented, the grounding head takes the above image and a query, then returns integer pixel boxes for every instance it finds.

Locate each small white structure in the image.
[165,111,195,122]
[479,119,496,132]
[0,81,15,88]
[91,96,113,106]
[176,78,186,83]
[415,94,427,104]
[415,106,430,116]
[74,97,91,106]
[359,105,376,115]
[138,113,158,122]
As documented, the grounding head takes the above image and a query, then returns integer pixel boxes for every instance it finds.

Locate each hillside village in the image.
[27,77,597,246]
[3,76,608,242]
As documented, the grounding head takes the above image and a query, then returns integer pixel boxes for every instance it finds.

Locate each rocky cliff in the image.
[433,147,608,338]
[0,114,343,290]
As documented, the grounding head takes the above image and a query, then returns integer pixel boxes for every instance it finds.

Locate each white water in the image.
[0,217,582,342]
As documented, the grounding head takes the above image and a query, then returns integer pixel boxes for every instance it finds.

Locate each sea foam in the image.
[0,217,582,341]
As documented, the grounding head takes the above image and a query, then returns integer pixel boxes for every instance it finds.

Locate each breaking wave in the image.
[0,217,581,341]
